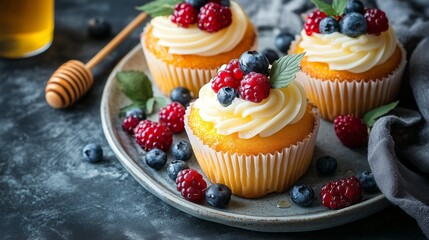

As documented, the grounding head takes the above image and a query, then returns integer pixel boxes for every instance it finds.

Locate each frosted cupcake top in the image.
[192,51,307,139]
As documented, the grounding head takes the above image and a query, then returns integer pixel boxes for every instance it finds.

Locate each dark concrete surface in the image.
[0,0,426,239]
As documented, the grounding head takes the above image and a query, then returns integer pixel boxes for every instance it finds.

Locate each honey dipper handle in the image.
[85,12,148,70]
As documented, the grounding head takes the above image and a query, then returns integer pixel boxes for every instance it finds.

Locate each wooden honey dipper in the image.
[45,13,148,109]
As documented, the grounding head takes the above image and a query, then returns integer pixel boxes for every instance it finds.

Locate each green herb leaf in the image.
[269,53,305,89]
[332,0,347,16]
[116,71,153,104]
[311,0,336,16]
[154,96,170,108]
[146,97,155,115]
[136,0,182,17]
[363,101,399,127]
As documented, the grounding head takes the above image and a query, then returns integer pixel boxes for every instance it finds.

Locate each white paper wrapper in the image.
[290,39,407,121]
[184,106,320,199]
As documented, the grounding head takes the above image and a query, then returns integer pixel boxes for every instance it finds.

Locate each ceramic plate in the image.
[100,44,389,232]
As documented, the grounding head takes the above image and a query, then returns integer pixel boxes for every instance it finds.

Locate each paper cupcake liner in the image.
[184,106,320,199]
[290,39,407,121]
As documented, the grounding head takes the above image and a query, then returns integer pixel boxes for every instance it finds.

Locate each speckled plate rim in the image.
[100,45,390,232]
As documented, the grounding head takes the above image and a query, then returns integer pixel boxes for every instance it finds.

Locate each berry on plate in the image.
[198,2,232,32]
[304,10,327,36]
[274,32,295,54]
[290,184,314,207]
[364,8,389,35]
[261,48,280,64]
[125,107,146,120]
[145,148,167,170]
[316,155,338,175]
[134,120,173,152]
[172,140,193,161]
[170,87,192,107]
[176,169,207,203]
[185,0,208,9]
[159,102,186,133]
[167,160,189,181]
[344,0,364,14]
[320,176,363,210]
[334,114,368,147]
[358,170,379,193]
[205,183,232,208]
[319,17,340,34]
[238,72,271,103]
[122,115,141,134]
[171,2,198,28]
[217,87,238,106]
[82,143,103,163]
[238,50,270,76]
[340,12,367,38]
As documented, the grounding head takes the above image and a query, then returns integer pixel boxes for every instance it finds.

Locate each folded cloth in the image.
[369,0,429,237]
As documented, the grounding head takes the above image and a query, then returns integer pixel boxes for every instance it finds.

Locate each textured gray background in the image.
[0,0,427,239]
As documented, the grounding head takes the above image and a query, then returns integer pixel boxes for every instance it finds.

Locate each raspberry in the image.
[198,2,232,33]
[364,8,389,35]
[225,59,244,80]
[334,114,368,147]
[320,176,363,209]
[122,115,140,134]
[134,120,173,152]
[238,72,271,103]
[211,70,241,93]
[159,102,186,133]
[176,169,207,203]
[171,2,198,28]
[304,10,327,36]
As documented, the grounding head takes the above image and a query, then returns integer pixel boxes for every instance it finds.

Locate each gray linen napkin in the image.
[368,0,429,237]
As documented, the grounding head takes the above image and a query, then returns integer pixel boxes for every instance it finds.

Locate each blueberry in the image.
[88,17,111,39]
[172,140,193,161]
[218,0,230,7]
[316,155,337,175]
[125,107,146,120]
[205,183,232,208]
[167,160,189,180]
[358,171,379,193]
[319,17,340,34]
[238,50,270,76]
[274,32,294,54]
[217,87,238,107]
[170,87,192,107]
[344,0,365,14]
[82,143,103,163]
[340,13,367,38]
[185,0,208,9]
[261,48,280,64]
[290,184,314,207]
[145,148,167,170]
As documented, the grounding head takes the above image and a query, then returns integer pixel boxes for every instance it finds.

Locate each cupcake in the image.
[139,0,257,97]
[184,51,320,198]
[290,0,406,121]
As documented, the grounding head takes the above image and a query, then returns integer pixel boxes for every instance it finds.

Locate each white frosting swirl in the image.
[193,82,307,139]
[298,27,397,73]
[149,1,247,56]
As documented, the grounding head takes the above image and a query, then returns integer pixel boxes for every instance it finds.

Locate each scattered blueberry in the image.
[274,31,294,54]
[205,183,232,208]
[340,12,367,38]
[88,17,111,39]
[217,87,238,107]
[170,87,192,107]
[344,0,365,14]
[316,155,337,175]
[261,48,280,64]
[238,50,270,76]
[172,140,193,161]
[185,0,208,9]
[125,107,146,120]
[290,184,314,207]
[358,171,380,193]
[319,17,340,34]
[145,148,167,170]
[82,143,103,163]
[167,160,189,180]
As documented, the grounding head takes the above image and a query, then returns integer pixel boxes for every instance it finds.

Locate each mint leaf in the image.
[154,96,169,108]
[363,101,399,127]
[269,53,305,89]
[146,98,155,115]
[332,0,347,16]
[311,0,336,16]
[116,71,153,104]
[136,0,182,17]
